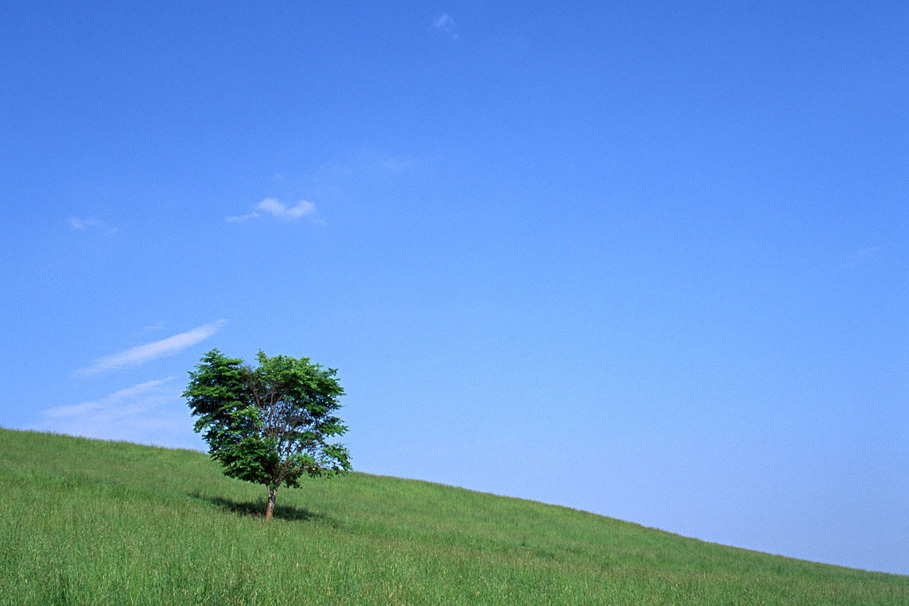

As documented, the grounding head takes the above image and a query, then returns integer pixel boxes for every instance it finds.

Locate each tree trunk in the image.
[265,487,277,521]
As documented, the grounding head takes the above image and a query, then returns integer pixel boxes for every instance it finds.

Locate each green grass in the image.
[0,428,905,605]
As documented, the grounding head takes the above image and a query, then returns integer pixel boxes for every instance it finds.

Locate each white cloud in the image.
[37,377,204,450]
[433,14,459,39]
[226,211,260,223]
[227,198,320,223]
[75,319,226,376]
[45,377,174,419]
[67,217,118,235]
[257,198,316,219]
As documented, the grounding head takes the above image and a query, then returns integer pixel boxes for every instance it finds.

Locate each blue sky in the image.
[2,1,907,575]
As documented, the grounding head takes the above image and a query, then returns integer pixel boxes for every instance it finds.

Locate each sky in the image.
[1,1,907,575]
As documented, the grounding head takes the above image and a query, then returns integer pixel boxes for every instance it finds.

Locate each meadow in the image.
[0,428,906,605]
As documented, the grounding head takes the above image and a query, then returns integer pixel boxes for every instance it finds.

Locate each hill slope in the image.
[0,428,905,605]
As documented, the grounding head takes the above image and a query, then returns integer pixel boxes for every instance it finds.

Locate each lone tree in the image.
[184,349,351,520]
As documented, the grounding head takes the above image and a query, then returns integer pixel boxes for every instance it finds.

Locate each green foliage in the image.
[1,429,907,605]
[184,349,350,513]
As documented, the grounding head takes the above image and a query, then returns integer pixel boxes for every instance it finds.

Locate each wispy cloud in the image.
[67,217,118,235]
[227,198,321,223]
[75,319,226,376]
[226,211,260,223]
[433,14,459,39]
[258,198,316,219]
[45,377,174,419]
[37,377,203,450]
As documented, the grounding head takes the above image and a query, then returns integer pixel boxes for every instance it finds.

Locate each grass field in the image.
[0,428,906,605]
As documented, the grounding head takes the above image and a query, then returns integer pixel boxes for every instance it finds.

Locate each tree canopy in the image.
[184,349,351,519]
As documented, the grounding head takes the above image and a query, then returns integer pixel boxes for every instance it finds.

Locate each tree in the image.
[183,349,351,520]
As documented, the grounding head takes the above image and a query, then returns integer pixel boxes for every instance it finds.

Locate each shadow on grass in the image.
[190,492,331,523]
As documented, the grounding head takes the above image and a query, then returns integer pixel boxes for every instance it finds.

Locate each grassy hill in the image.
[0,429,905,605]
